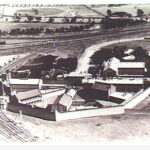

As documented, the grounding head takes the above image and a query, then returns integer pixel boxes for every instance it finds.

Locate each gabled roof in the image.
[103,57,120,72]
[103,57,145,72]
[16,89,41,101]
[59,94,72,107]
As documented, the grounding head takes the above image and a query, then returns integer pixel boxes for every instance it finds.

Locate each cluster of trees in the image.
[0,30,8,36]
[18,55,78,79]
[137,9,144,17]
[107,10,132,17]
[45,22,95,34]
[108,4,127,7]
[41,69,66,80]
[101,18,146,29]
[9,22,96,36]
[107,9,145,17]
[13,14,96,24]
[9,28,44,35]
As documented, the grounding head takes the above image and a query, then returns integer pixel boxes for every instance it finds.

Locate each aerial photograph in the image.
[0,2,150,144]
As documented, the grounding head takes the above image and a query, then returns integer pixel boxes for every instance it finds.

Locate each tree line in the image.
[9,22,95,36]
[107,9,145,17]
[101,18,147,29]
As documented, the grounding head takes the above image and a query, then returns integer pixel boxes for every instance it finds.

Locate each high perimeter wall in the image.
[7,103,56,121]
[7,103,124,121]
[55,106,124,121]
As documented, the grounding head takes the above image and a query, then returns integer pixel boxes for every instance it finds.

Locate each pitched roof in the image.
[103,57,120,72]
[66,89,77,98]
[59,94,72,107]
[16,89,41,101]
[103,57,145,72]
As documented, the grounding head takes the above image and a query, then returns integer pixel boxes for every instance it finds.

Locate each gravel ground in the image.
[4,111,150,144]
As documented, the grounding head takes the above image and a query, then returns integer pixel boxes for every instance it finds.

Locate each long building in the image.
[102,57,146,77]
[83,78,144,102]
[15,89,42,104]
[8,78,42,92]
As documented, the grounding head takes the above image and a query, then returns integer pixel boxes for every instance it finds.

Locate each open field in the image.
[91,4,150,16]
[5,110,150,143]
[16,7,65,16]
[2,5,103,17]
[3,4,150,18]
[3,6,66,16]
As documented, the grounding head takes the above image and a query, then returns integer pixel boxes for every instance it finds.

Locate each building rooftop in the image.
[97,78,143,84]
[109,92,133,101]
[103,57,145,73]
[16,89,41,101]
[9,78,42,85]
[124,49,134,55]
[103,57,120,72]
[83,78,144,85]
[66,89,77,98]
[96,100,119,106]
[59,94,72,107]
[122,55,135,60]
[66,72,92,78]
[118,62,145,68]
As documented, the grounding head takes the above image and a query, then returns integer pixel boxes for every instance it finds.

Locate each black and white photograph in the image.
[0,0,150,145]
